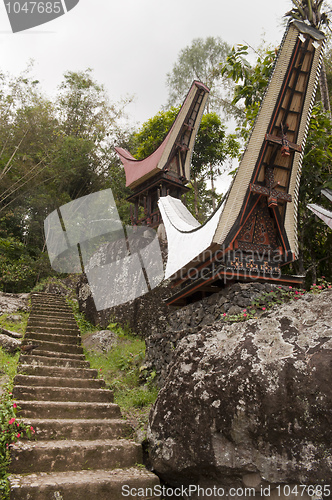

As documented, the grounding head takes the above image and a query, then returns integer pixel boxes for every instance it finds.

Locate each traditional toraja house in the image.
[115,81,209,228]
[156,20,326,305]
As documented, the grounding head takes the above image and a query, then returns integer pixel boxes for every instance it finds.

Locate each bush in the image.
[0,237,54,293]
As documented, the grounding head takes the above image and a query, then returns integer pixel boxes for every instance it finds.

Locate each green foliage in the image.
[220,44,276,139]
[0,387,35,499]
[166,36,233,115]
[284,0,332,29]
[83,325,158,411]
[0,66,131,275]
[0,237,39,293]
[131,108,240,220]
[291,104,332,283]
[131,107,179,159]
[0,348,20,383]
[0,307,31,499]
[0,314,28,337]
[220,278,331,323]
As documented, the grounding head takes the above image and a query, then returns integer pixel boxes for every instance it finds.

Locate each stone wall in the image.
[144,282,299,386]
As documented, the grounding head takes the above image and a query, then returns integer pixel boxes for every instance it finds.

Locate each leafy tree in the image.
[166,37,235,117]
[294,103,332,283]
[220,44,276,139]
[191,113,239,214]
[130,107,179,159]
[0,67,132,291]
[131,108,239,221]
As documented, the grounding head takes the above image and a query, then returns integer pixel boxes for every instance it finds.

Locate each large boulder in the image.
[147,289,332,492]
[0,292,29,315]
[0,333,21,353]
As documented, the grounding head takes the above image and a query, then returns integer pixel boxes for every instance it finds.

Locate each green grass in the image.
[84,331,159,411]
[0,348,20,386]
[67,298,158,405]
[0,312,29,336]
[0,312,29,499]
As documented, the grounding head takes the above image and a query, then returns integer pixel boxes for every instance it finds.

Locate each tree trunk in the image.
[193,175,199,218]
[319,59,331,117]
[210,166,216,211]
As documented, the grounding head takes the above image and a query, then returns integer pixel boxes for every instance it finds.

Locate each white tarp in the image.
[158,195,224,279]
[307,203,332,229]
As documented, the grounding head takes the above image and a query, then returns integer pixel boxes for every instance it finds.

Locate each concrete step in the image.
[28,317,78,328]
[14,374,105,389]
[19,354,89,368]
[31,305,72,313]
[12,385,113,403]
[19,418,132,440]
[9,438,142,474]
[9,467,160,500]
[21,350,85,360]
[25,325,80,336]
[10,291,160,497]
[21,340,84,355]
[16,400,121,419]
[17,364,99,380]
[28,311,75,320]
[24,332,81,345]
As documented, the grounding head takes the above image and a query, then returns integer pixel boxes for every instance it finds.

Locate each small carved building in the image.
[115,81,209,228]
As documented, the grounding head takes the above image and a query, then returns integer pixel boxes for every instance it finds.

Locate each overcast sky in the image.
[0,0,293,128]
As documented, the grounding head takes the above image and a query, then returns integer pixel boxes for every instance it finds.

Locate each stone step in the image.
[28,311,75,319]
[30,306,73,314]
[9,438,142,474]
[21,350,86,361]
[9,467,160,500]
[31,305,72,313]
[12,385,113,403]
[19,418,131,441]
[21,340,84,355]
[19,354,89,368]
[16,400,121,419]
[14,374,105,389]
[17,364,99,379]
[28,317,78,328]
[26,325,80,336]
[24,332,81,345]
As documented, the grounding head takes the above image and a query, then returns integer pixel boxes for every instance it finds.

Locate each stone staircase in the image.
[9,292,159,499]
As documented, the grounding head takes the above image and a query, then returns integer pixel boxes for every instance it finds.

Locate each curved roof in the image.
[115,81,209,189]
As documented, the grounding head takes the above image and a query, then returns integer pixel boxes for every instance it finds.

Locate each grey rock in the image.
[0,333,21,353]
[0,292,29,314]
[0,328,22,339]
[147,289,332,487]
[6,314,23,323]
[227,304,243,315]
[82,330,118,353]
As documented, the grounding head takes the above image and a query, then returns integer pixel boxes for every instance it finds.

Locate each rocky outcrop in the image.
[145,282,296,386]
[82,330,118,354]
[147,289,332,491]
[0,292,29,314]
[0,333,21,353]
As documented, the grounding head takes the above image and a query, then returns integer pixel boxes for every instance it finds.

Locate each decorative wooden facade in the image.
[115,81,210,228]
[158,21,326,305]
